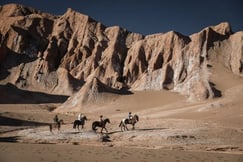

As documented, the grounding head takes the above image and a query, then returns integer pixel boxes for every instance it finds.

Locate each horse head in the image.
[104,118,110,124]
[83,116,87,121]
[133,114,139,122]
[59,119,64,124]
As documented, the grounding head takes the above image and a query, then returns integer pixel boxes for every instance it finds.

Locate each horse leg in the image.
[49,124,52,132]
[119,121,123,131]
[81,125,84,132]
[104,127,108,133]
[123,125,126,131]
[58,124,61,133]
[125,125,129,131]
[100,127,103,133]
[122,122,128,131]
[132,124,135,130]
[121,125,124,132]
[123,123,128,131]
[120,122,123,132]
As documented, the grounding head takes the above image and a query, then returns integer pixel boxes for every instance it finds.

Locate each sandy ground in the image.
[0,87,243,161]
[1,142,243,162]
[1,64,243,161]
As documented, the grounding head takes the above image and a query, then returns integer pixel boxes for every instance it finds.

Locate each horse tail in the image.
[119,120,123,127]
[73,122,76,129]
[92,122,96,131]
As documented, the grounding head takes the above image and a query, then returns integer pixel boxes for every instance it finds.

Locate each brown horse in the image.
[92,118,110,133]
[119,114,139,131]
[49,119,64,132]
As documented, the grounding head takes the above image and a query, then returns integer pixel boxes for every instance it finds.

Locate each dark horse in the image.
[49,119,64,132]
[73,116,88,131]
[92,118,110,133]
[119,114,139,131]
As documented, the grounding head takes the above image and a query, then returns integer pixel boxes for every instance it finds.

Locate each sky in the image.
[1,0,242,35]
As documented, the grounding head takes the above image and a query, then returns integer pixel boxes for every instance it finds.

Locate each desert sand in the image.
[1,65,243,161]
[1,142,243,162]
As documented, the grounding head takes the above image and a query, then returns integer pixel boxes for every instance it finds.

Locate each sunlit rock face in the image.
[0,4,242,107]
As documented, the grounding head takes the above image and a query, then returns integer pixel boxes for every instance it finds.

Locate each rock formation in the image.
[0,4,242,110]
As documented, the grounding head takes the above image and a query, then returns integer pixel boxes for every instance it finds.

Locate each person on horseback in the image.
[53,114,59,123]
[128,112,133,123]
[100,115,104,125]
[78,113,83,121]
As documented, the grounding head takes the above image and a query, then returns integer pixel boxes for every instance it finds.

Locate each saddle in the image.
[127,118,132,124]
[100,120,105,127]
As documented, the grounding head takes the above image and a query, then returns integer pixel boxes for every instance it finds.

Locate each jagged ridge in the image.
[0,4,242,110]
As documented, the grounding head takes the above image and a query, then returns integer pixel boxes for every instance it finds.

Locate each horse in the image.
[92,118,110,133]
[73,116,87,131]
[119,114,139,131]
[49,119,64,132]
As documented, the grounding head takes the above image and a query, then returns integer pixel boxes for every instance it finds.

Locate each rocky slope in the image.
[0,4,242,110]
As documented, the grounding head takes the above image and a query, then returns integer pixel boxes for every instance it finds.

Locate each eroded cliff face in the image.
[0,4,242,109]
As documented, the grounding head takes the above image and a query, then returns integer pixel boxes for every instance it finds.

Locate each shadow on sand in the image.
[0,83,69,104]
[0,136,20,142]
[136,127,167,131]
[108,127,167,135]
[0,116,49,127]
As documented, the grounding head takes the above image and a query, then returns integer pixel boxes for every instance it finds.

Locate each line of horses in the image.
[49,114,139,133]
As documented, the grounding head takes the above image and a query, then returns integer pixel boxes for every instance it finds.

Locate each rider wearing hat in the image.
[100,115,104,125]
[78,113,84,121]
[128,112,133,122]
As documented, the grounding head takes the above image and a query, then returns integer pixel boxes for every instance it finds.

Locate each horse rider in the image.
[53,114,59,123]
[128,112,133,123]
[100,115,104,125]
[78,113,84,121]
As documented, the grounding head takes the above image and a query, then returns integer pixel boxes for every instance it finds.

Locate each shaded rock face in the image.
[0,4,242,106]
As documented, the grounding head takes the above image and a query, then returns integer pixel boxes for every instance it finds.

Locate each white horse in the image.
[119,114,139,131]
